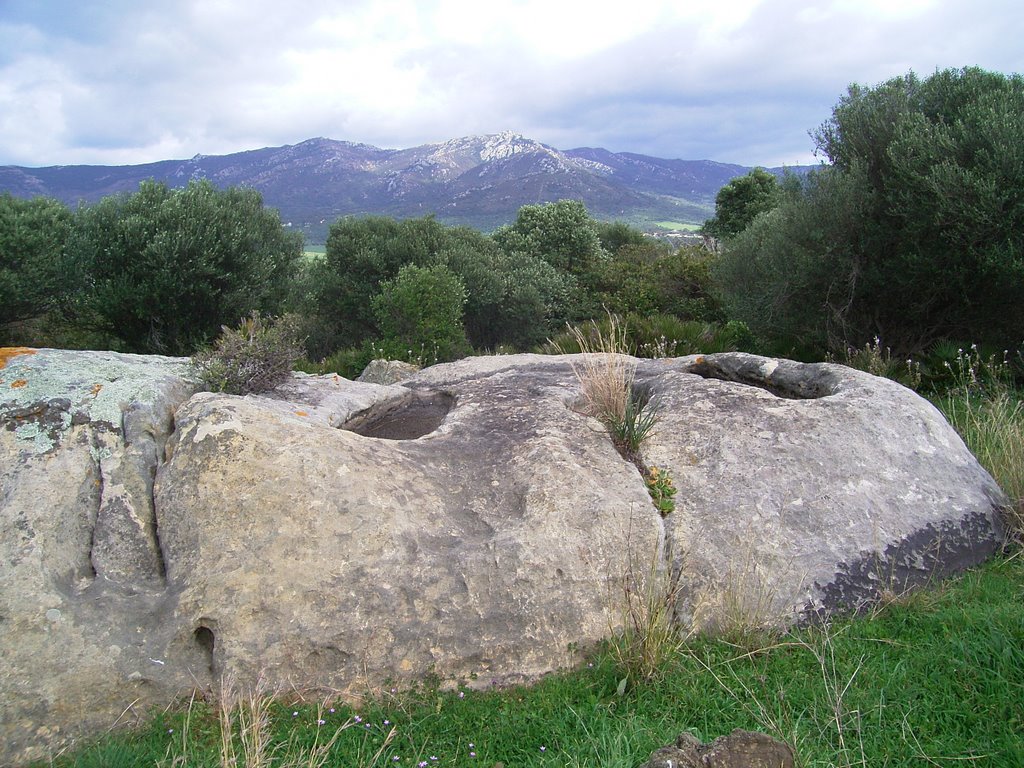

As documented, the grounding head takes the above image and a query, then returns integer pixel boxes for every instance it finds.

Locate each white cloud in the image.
[0,0,1021,166]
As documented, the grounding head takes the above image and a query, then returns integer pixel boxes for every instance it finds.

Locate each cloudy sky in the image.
[1,0,1021,168]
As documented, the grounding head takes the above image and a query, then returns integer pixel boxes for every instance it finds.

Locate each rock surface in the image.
[642,729,796,768]
[634,354,1005,632]
[0,348,197,766]
[0,349,1007,766]
[356,358,420,384]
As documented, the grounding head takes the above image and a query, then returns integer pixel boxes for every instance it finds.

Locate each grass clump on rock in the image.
[192,312,304,395]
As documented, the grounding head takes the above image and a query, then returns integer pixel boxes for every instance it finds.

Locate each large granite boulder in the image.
[632,354,1006,632]
[155,357,662,695]
[0,349,1006,765]
[0,348,196,766]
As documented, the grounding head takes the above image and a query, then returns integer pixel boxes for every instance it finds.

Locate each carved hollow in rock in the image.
[687,357,836,400]
[194,625,216,676]
[342,391,455,440]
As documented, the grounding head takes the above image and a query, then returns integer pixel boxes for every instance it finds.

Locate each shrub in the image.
[372,263,471,366]
[193,313,305,395]
[717,68,1024,357]
[73,179,302,355]
[542,314,754,359]
[836,337,922,390]
[293,345,377,380]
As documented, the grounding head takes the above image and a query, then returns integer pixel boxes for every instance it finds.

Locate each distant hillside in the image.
[0,132,810,242]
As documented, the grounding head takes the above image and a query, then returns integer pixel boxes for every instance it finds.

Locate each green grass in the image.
[938,390,1024,542]
[652,221,703,232]
[302,245,326,262]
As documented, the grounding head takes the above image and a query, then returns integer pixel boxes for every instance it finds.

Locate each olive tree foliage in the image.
[702,168,781,240]
[0,193,75,332]
[714,166,873,354]
[309,214,576,358]
[596,220,649,255]
[716,67,1024,355]
[492,200,608,276]
[72,180,302,355]
[372,263,470,363]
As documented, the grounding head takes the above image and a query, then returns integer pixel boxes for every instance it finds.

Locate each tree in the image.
[310,214,578,357]
[72,180,301,355]
[702,168,781,240]
[715,67,1024,355]
[714,166,872,354]
[596,220,649,256]
[0,194,75,332]
[493,200,607,276]
[372,263,470,364]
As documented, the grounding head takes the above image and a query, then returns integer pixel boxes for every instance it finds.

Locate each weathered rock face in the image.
[155,359,661,696]
[0,348,197,766]
[631,354,1005,632]
[642,729,796,768]
[0,349,1007,766]
[356,358,420,385]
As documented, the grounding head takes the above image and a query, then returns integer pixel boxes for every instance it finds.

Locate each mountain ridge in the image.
[0,132,811,242]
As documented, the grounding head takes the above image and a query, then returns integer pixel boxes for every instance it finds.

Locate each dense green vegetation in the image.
[3,67,1021,374]
[715,67,1024,358]
[0,183,736,371]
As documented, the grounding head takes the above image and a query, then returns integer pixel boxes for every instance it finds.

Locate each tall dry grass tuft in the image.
[942,389,1024,546]
[163,677,384,768]
[608,522,686,688]
[558,312,635,425]
[555,313,660,460]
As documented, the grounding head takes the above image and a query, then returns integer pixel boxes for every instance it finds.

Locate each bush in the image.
[293,345,377,380]
[542,314,754,358]
[372,263,471,366]
[716,67,1024,357]
[73,180,302,355]
[836,337,923,390]
[193,313,305,395]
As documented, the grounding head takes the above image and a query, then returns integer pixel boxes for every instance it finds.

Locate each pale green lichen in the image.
[2,349,196,454]
[89,444,113,462]
[13,422,56,453]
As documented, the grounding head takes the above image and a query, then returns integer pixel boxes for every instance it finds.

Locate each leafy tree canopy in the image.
[716,67,1024,355]
[372,263,470,364]
[702,168,781,240]
[0,194,75,332]
[493,200,607,276]
[73,179,302,355]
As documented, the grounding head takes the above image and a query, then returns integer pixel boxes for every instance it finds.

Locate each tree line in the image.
[3,67,1021,376]
[0,186,723,370]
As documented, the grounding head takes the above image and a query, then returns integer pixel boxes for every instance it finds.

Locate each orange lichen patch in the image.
[11,379,28,388]
[0,347,37,369]
[294,410,309,417]
[90,383,103,396]
[695,355,706,364]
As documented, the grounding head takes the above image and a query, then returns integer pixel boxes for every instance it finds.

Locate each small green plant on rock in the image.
[192,312,305,395]
[607,385,660,460]
[645,466,676,517]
